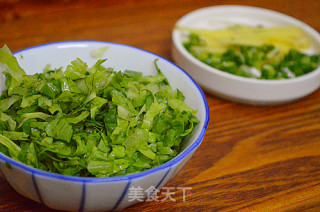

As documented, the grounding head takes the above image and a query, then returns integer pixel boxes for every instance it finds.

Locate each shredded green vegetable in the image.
[0,45,199,177]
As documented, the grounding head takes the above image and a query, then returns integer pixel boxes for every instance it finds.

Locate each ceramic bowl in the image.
[0,41,209,211]
[172,5,320,105]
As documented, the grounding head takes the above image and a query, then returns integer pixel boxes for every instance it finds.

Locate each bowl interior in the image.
[172,5,320,105]
[173,5,320,78]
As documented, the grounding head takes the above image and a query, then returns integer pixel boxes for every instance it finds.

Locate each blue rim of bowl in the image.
[0,40,210,183]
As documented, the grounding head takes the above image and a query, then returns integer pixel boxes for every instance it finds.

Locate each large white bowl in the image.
[0,41,209,211]
[172,5,320,105]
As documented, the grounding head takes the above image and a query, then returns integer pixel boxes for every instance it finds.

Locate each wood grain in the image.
[1,0,320,211]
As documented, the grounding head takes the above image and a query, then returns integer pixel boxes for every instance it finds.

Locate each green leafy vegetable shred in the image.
[0,45,199,177]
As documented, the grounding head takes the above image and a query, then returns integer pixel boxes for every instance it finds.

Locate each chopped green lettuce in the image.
[90,47,109,58]
[0,45,199,177]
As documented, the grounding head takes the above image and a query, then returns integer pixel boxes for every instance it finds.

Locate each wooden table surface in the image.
[1,0,320,211]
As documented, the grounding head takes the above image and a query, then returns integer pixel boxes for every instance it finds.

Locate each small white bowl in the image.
[172,5,320,105]
[0,41,209,211]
